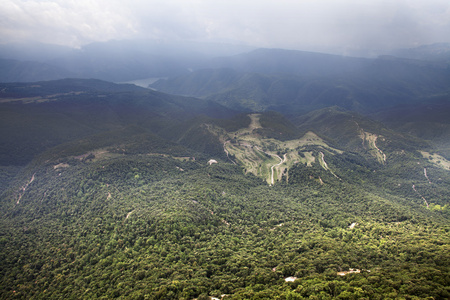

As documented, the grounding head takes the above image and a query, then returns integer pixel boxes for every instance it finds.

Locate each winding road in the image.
[16,173,36,204]
[371,138,386,163]
[270,154,285,185]
[254,146,286,185]
[223,141,237,165]
[412,184,429,208]
[424,168,431,184]
[320,152,340,180]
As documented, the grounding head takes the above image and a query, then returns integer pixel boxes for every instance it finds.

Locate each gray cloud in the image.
[1,0,449,52]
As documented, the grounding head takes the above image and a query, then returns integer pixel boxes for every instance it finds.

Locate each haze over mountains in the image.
[1,40,449,82]
[0,40,255,82]
[0,39,450,299]
[2,39,450,157]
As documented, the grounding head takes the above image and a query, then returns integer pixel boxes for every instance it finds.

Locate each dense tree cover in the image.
[0,79,449,299]
[257,112,299,141]
[0,153,449,299]
[0,79,237,165]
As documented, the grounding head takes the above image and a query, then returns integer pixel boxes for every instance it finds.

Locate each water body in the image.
[120,77,165,89]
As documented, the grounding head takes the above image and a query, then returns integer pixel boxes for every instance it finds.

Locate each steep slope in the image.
[152,69,276,112]
[374,96,450,159]
[292,107,429,155]
[0,79,236,166]
[1,114,449,299]
[151,68,242,98]
[0,80,449,299]
[169,110,450,213]
[152,55,450,114]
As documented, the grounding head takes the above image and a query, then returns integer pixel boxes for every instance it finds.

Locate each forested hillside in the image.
[0,79,235,166]
[151,51,450,114]
[0,78,449,299]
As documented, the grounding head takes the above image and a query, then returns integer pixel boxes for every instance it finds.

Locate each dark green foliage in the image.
[213,113,252,132]
[0,79,236,165]
[0,78,450,299]
[31,125,193,167]
[376,95,450,159]
[257,111,299,141]
[159,117,226,158]
[1,152,449,299]
[292,106,429,153]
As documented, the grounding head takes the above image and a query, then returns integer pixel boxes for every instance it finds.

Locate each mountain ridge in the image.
[151,54,450,114]
[0,68,449,299]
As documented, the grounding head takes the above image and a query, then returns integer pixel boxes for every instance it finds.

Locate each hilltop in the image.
[0,77,449,299]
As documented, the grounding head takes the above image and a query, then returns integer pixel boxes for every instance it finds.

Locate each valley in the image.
[0,45,449,299]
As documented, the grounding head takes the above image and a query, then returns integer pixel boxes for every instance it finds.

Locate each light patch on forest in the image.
[303,151,316,166]
[148,153,195,162]
[53,163,69,169]
[337,268,361,276]
[360,131,386,164]
[285,276,298,282]
[16,173,35,204]
[74,149,110,162]
[218,114,342,184]
[0,91,84,104]
[319,152,340,180]
[248,113,262,131]
[208,159,218,165]
[421,151,450,170]
[125,210,135,220]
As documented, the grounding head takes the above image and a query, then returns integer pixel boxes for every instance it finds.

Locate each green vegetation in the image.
[0,79,236,165]
[0,79,449,299]
[216,113,343,184]
[1,151,449,299]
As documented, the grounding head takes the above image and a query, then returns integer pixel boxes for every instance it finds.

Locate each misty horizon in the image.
[2,0,450,56]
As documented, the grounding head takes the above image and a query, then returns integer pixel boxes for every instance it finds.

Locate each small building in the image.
[208,159,218,165]
[285,276,297,282]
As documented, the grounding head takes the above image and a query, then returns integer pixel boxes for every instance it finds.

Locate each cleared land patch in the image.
[420,151,450,170]
[0,91,85,104]
[360,131,386,164]
[218,114,342,184]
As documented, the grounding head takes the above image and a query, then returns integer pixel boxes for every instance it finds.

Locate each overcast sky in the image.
[1,0,450,52]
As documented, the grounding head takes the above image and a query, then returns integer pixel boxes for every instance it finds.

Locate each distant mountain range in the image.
[0,58,74,82]
[1,40,449,83]
[389,42,450,64]
[0,41,449,299]
[0,40,255,82]
[152,54,450,114]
